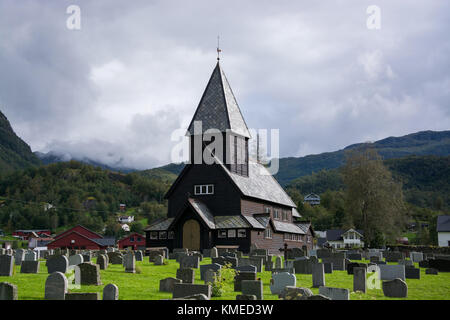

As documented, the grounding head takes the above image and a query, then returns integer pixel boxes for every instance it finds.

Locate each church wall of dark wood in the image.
[167,164,242,218]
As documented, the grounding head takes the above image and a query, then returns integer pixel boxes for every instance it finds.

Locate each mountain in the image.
[0,111,41,173]
[35,151,136,173]
[274,130,450,186]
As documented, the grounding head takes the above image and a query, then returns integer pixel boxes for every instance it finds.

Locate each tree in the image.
[342,148,406,247]
[130,222,144,234]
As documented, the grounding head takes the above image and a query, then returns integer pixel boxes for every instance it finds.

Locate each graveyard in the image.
[1,249,449,300]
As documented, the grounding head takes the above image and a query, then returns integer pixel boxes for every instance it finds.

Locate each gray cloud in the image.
[0,0,448,169]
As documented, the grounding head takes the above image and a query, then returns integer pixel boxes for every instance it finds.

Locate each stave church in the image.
[145,58,314,254]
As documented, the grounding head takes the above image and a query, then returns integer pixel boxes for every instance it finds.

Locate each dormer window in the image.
[194,184,214,195]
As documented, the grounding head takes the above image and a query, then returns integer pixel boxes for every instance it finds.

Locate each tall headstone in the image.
[210,247,218,259]
[68,254,84,267]
[97,254,108,270]
[0,255,14,276]
[134,250,143,262]
[353,267,366,293]
[0,282,18,300]
[312,263,325,288]
[275,256,282,269]
[45,272,68,300]
[176,268,195,284]
[14,249,25,266]
[24,251,37,261]
[160,277,182,293]
[103,284,119,300]
[124,253,136,273]
[242,280,263,300]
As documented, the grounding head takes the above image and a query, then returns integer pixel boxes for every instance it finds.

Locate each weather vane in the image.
[217,35,222,61]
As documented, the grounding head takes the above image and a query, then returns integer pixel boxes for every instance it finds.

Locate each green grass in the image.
[1,257,449,300]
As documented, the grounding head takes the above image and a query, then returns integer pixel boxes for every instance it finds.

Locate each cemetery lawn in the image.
[1,257,449,300]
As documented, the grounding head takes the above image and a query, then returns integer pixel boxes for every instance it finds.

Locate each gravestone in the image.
[25,251,37,261]
[0,255,14,276]
[378,264,405,281]
[270,272,296,295]
[149,250,165,262]
[47,255,69,274]
[180,255,200,269]
[160,277,182,293]
[235,265,257,273]
[0,282,18,300]
[20,260,40,274]
[65,292,99,300]
[385,251,404,263]
[353,267,366,293]
[45,272,68,300]
[398,260,414,267]
[250,249,268,257]
[312,263,325,288]
[107,252,123,265]
[204,269,217,285]
[410,252,423,263]
[382,278,407,298]
[154,254,165,265]
[134,250,143,262]
[242,280,263,300]
[234,272,257,291]
[318,286,350,300]
[425,268,438,275]
[347,262,367,275]
[322,258,345,271]
[97,254,108,270]
[203,249,212,258]
[103,284,119,300]
[172,283,211,299]
[82,252,92,262]
[69,254,84,267]
[210,247,218,258]
[275,256,282,269]
[405,267,420,279]
[14,249,25,266]
[317,249,332,259]
[124,253,136,273]
[75,263,102,285]
[176,268,195,284]
[200,263,222,280]
[324,262,333,274]
[370,255,381,263]
[287,247,304,259]
[293,258,313,274]
[238,257,262,272]
[347,253,362,260]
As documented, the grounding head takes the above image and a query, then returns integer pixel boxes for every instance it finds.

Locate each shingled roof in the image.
[437,215,450,232]
[186,62,251,138]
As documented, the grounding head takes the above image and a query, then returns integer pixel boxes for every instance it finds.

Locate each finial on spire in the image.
[217,35,222,61]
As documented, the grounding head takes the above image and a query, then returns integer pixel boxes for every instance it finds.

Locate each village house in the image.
[303,193,321,206]
[12,229,51,240]
[118,215,135,224]
[437,215,450,247]
[46,225,115,250]
[118,232,146,250]
[317,228,364,249]
[144,61,314,254]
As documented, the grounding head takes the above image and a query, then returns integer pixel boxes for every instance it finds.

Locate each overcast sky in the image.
[0,0,449,170]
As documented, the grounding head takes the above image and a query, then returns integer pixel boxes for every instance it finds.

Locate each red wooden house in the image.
[13,229,51,240]
[118,233,145,250]
[47,225,115,250]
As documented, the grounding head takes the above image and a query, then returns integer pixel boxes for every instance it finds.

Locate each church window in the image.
[237,229,246,238]
[194,184,214,195]
[159,232,167,239]
[168,231,174,239]
[227,229,236,238]
[264,228,272,239]
[150,232,158,240]
[218,230,227,238]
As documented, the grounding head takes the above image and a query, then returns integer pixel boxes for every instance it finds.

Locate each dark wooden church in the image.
[145,61,314,254]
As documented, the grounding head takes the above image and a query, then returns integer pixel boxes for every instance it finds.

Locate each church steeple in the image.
[186,62,250,176]
[186,62,251,138]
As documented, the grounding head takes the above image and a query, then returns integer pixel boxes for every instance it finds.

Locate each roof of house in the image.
[186,62,250,138]
[304,193,320,200]
[118,233,145,243]
[437,215,450,232]
[54,225,103,241]
[91,238,116,247]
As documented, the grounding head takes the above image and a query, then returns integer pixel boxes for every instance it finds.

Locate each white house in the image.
[437,215,450,247]
[319,228,364,249]
[121,224,130,232]
[118,216,134,224]
[303,193,320,206]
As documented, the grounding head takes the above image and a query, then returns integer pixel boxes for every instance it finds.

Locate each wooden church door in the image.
[183,219,200,250]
